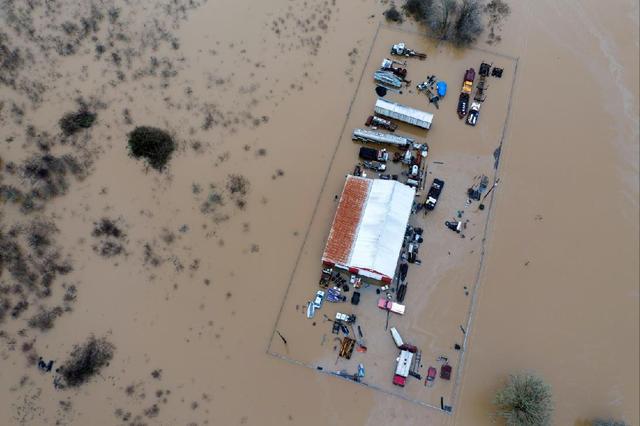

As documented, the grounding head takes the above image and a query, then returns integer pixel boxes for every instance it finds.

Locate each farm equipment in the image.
[474,62,491,102]
[362,160,386,172]
[339,337,356,359]
[445,220,462,233]
[381,58,409,82]
[365,115,397,131]
[390,42,427,60]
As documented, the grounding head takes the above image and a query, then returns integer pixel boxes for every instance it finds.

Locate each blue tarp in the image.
[437,81,447,97]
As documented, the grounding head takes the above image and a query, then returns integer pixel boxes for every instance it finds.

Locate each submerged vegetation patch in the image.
[403,0,509,47]
[58,335,115,388]
[92,218,127,257]
[127,126,176,171]
[59,109,97,135]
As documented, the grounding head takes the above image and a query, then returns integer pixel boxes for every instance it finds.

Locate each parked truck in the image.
[457,68,475,119]
[378,298,405,315]
[359,147,389,162]
[393,350,414,387]
[425,178,445,210]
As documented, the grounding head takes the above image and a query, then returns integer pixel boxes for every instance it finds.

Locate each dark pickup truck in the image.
[424,178,445,210]
[359,147,389,163]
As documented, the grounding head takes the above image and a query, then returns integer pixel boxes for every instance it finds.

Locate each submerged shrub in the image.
[58,335,114,387]
[384,5,403,22]
[403,0,488,47]
[127,126,176,171]
[59,109,97,135]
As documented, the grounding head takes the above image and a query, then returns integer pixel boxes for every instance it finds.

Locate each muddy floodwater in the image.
[0,1,637,426]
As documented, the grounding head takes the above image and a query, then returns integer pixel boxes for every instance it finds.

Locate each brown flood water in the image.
[0,0,637,425]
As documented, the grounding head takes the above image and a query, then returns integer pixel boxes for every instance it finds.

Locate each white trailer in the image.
[390,327,404,347]
[352,128,414,147]
[375,98,434,129]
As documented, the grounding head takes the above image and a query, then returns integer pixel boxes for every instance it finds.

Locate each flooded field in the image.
[0,1,637,426]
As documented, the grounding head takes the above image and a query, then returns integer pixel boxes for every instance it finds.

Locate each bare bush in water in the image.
[493,373,553,426]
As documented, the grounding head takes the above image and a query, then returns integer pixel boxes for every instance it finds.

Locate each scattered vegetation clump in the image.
[127,126,176,171]
[59,109,97,135]
[485,0,510,44]
[92,218,126,257]
[92,218,124,239]
[226,174,250,209]
[227,175,249,195]
[493,373,553,426]
[58,335,114,388]
[200,186,224,214]
[384,5,404,22]
[17,153,87,213]
[143,243,163,267]
[28,306,63,331]
[450,0,484,47]
[0,222,71,293]
[403,0,498,47]
[0,31,24,88]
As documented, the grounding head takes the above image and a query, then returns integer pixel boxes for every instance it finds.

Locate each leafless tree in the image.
[450,0,484,47]
[404,0,494,47]
[426,0,458,39]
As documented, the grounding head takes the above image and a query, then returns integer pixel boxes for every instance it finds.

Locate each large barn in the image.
[322,176,415,284]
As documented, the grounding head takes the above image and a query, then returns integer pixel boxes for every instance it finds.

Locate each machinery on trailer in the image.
[390,42,427,60]
[457,68,476,118]
[365,115,397,131]
[380,58,409,81]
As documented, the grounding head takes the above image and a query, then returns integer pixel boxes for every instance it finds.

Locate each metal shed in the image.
[321,176,415,283]
[374,98,434,129]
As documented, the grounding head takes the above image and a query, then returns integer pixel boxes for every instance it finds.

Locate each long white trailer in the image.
[375,98,433,129]
[352,128,414,147]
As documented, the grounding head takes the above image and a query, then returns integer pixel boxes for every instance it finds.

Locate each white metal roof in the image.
[375,98,433,129]
[350,178,415,279]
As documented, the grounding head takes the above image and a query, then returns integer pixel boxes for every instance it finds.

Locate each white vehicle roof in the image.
[390,327,404,347]
[395,350,413,377]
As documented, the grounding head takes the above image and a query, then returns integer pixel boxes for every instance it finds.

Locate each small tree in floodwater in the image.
[493,373,553,426]
[384,4,404,23]
[403,0,492,47]
[127,126,176,171]
[450,0,484,46]
[59,109,97,135]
